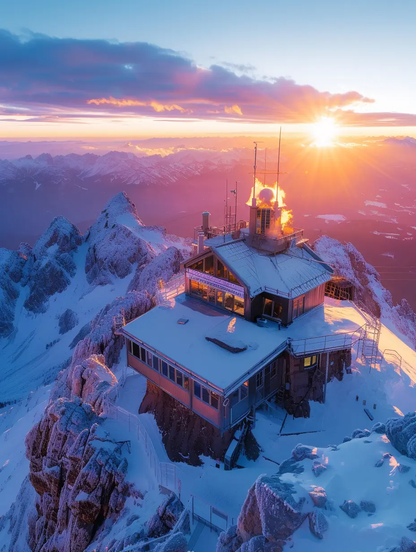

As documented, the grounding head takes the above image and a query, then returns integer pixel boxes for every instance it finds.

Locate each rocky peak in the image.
[32,215,82,259]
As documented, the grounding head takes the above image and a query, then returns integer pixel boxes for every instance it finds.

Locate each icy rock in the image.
[71,290,151,369]
[309,487,327,508]
[409,480,416,489]
[239,536,269,551]
[128,246,182,295]
[308,509,328,539]
[392,537,416,552]
[372,422,387,434]
[386,413,416,458]
[59,308,79,334]
[216,525,243,552]
[360,500,376,513]
[85,192,156,285]
[237,475,307,543]
[375,459,385,468]
[312,463,327,477]
[292,444,319,461]
[153,532,188,552]
[352,428,371,439]
[398,464,411,473]
[340,500,361,518]
[343,436,352,443]
[147,493,184,538]
[408,520,416,532]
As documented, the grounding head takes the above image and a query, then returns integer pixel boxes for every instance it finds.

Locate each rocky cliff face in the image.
[25,356,132,552]
[313,236,416,346]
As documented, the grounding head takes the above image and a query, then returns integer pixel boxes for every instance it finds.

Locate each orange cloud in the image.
[224,104,243,115]
[87,96,188,113]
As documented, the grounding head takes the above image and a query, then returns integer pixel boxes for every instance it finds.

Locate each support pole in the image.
[323,352,329,403]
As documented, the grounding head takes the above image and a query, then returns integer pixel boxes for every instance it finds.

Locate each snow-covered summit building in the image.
[119,183,361,432]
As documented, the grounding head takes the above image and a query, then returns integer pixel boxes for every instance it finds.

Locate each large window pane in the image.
[176,371,183,387]
[273,302,283,319]
[234,297,244,316]
[204,256,214,275]
[153,355,159,371]
[184,377,189,391]
[216,290,224,306]
[202,387,210,404]
[191,260,203,272]
[161,361,168,377]
[190,280,203,297]
[211,392,219,410]
[194,381,201,398]
[132,342,141,358]
[140,347,146,363]
[224,293,234,311]
[228,271,239,284]
[264,299,273,317]
[217,260,225,278]
[146,350,153,366]
[169,365,175,381]
[207,287,216,304]
[240,382,248,400]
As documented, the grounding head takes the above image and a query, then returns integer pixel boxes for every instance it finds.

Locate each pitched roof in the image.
[212,240,332,298]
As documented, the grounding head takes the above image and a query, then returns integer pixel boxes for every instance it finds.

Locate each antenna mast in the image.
[253,141,258,205]
[276,127,282,203]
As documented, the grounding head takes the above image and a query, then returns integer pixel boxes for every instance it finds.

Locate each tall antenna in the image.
[264,148,267,186]
[253,141,258,203]
[276,127,282,203]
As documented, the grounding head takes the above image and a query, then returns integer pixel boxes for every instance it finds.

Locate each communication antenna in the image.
[264,148,267,186]
[276,127,282,204]
[253,141,258,202]
[230,181,238,230]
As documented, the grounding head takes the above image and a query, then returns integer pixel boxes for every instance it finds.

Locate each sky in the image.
[1,0,416,139]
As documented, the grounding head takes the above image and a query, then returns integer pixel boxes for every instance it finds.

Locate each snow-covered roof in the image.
[121,295,366,394]
[212,240,332,298]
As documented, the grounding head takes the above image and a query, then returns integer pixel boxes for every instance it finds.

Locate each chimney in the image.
[202,211,210,233]
[249,197,257,236]
[198,231,205,253]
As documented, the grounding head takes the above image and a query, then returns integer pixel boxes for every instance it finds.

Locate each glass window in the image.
[217,260,226,279]
[224,293,234,312]
[273,302,283,319]
[176,371,183,387]
[132,342,141,358]
[169,365,175,381]
[153,355,159,371]
[234,297,244,316]
[140,347,146,363]
[304,355,317,368]
[211,392,219,410]
[216,290,224,306]
[256,371,263,389]
[264,298,273,317]
[202,387,210,404]
[194,381,201,398]
[190,280,203,297]
[204,256,214,275]
[231,390,239,407]
[161,361,168,377]
[207,286,216,304]
[228,271,239,284]
[241,382,248,400]
[270,360,277,379]
[201,284,208,301]
[184,377,189,391]
[146,350,153,366]
[191,259,203,272]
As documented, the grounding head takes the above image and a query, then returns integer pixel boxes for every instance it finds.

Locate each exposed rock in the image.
[386,413,416,459]
[312,462,327,477]
[216,525,243,552]
[351,428,371,439]
[237,475,307,543]
[360,500,376,513]
[372,422,387,434]
[398,464,411,473]
[309,487,327,508]
[140,381,234,465]
[0,248,27,336]
[409,480,416,488]
[0,476,36,551]
[85,192,155,285]
[308,509,328,539]
[292,444,319,461]
[71,290,151,368]
[392,537,416,552]
[147,493,184,539]
[340,500,361,518]
[128,246,182,295]
[375,459,385,468]
[407,520,416,532]
[153,532,188,552]
[59,308,79,334]
[25,356,133,552]
[239,535,269,551]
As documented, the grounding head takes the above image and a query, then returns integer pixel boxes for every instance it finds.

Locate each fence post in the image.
[323,352,330,403]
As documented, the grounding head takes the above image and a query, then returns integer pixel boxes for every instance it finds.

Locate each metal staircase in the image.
[354,300,382,369]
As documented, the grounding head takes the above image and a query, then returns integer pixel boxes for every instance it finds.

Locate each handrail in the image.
[288,324,366,356]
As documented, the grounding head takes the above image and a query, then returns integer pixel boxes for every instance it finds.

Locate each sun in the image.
[311,117,338,147]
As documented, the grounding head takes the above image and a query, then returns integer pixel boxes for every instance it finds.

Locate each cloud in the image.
[0,29,415,126]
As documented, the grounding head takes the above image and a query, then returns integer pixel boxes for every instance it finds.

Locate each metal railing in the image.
[288,325,366,356]
[156,272,185,304]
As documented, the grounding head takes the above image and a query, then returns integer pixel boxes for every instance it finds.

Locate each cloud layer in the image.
[0,30,414,126]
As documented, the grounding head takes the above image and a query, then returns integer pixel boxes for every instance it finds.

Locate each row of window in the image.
[190,280,244,315]
[129,341,220,410]
[303,355,318,369]
[189,256,240,284]
[230,360,279,407]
